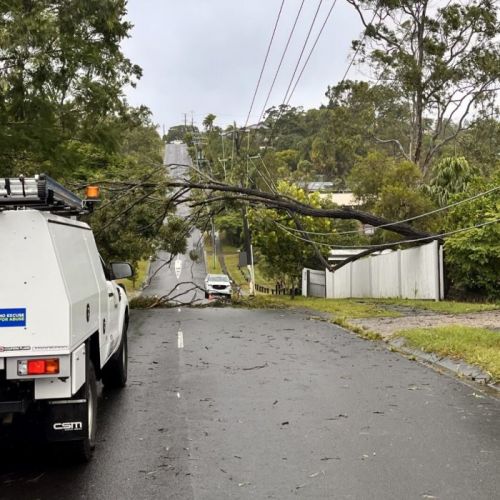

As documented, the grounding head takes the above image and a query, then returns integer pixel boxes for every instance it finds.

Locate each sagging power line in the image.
[276,185,500,237]
[275,218,500,250]
[244,0,286,129]
[286,0,338,106]
[257,0,306,125]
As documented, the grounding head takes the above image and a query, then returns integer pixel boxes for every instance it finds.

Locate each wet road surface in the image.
[144,143,206,303]
[1,307,499,499]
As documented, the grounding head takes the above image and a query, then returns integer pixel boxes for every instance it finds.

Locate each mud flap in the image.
[44,400,88,442]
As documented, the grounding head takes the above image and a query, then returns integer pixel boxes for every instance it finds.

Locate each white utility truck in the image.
[0,175,132,461]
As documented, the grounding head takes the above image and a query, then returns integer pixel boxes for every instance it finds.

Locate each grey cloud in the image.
[122,0,362,130]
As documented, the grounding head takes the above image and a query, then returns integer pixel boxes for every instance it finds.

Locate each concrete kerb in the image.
[387,337,499,393]
[308,313,500,395]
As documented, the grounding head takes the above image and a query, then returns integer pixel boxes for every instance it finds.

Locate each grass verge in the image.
[332,317,382,341]
[204,236,222,274]
[206,253,222,274]
[373,299,499,314]
[397,325,500,381]
[224,252,248,288]
[236,295,401,319]
[118,259,150,294]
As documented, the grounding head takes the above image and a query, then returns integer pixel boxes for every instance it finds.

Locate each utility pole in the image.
[241,207,255,296]
[211,217,216,270]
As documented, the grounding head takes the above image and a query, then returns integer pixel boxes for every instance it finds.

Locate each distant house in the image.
[319,191,361,207]
[299,182,375,235]
[298,182,361,208]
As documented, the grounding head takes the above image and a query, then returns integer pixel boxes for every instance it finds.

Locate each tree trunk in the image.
[412,1,427,169]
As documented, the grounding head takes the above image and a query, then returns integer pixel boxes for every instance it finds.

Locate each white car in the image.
[204,274,232,299]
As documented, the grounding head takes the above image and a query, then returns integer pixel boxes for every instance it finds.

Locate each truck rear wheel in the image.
[102,322,128,389]
[70,359,97,462]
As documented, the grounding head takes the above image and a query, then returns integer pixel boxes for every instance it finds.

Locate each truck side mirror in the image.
[110,262,134,280]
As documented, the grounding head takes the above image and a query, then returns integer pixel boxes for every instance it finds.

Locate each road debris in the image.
[308,471,325,478]
[242,363,268,371]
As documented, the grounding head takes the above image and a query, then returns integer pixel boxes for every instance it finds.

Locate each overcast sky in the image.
[122,0,363,132]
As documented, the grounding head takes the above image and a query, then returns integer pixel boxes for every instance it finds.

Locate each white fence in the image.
[308,241,443,300]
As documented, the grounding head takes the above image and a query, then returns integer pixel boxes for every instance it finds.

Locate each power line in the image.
[261,0,325,152]
[248,155,276,193]
[244,0,286,129]
[275,218,500,249]
[286,0,338,106]
[281,0,324,107]
[277,185,500,236]
[257,0,306,124]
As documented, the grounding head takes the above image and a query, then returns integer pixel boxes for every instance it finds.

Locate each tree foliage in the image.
[347,151,438,238]
[0,0,177,273]
[346,0,500,172]
[0,0,141,176]
[444,175,500,299]
[425,156,478,207]
[248,183,347,284]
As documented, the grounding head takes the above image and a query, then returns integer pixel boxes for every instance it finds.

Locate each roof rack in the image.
[0,174,94,215]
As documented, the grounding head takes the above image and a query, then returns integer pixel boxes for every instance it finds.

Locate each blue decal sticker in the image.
[0,308,27,328]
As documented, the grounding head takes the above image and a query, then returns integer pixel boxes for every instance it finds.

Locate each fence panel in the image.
[351,257,371,297]
[332,263,351,298]
[400,240,439,299]
[371,250,400,298]
[322,241,441,300]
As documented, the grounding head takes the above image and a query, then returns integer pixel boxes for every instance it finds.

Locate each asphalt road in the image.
[1,306,499,499]
[144,143,206,303]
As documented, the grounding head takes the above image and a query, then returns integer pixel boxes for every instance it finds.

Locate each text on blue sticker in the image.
[0,308,27,328]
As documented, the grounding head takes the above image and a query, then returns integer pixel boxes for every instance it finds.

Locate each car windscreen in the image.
[207,275,230,283]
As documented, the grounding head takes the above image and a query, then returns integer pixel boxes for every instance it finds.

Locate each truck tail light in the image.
[17,358,60,376]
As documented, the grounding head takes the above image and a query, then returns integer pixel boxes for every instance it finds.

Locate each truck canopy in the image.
[0,210,107,357]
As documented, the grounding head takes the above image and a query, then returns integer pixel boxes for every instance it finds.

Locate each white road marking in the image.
[177,330,184,349]
[174,258,182,280]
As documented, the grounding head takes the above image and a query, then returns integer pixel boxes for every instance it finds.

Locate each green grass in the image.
[397,325,500,381]
[220,242,274,291]
[224,252,249,289]
[119,259,150,293]
[206,253,222,274]
[373,298,499,314]
[221,243,240,254]
[204,235,222,274]
[239,295,402,319]
[253,263,275,288]
[332,317,382,340]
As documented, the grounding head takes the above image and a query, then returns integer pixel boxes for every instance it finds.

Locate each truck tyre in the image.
[71,359,97,463]
[102,321,128,389]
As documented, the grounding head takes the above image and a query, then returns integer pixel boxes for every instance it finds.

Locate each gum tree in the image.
[347,0,500,173]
